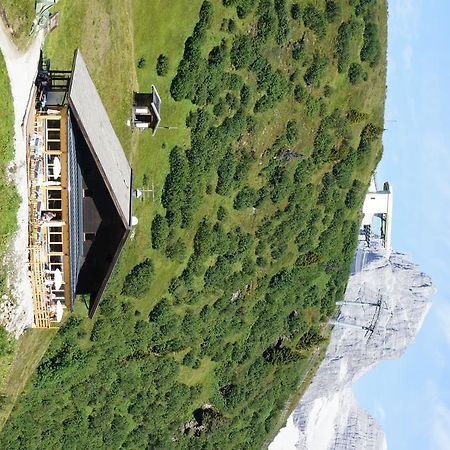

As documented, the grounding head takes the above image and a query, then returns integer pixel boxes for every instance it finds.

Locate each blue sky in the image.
[353,1,450,449]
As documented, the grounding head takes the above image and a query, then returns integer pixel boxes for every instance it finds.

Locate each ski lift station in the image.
[361,176,393,252]
[28,50,135,327]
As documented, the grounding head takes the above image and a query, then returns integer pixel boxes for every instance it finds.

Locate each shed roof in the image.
[68,50,132,226]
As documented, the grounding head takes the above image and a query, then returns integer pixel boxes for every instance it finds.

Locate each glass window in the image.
[50,255,63,264]
[48,190,62,200]
[47,120,60,129]
[49,243,63,253]
[47,141,60,151]
[49,233,62,244]
[47,130,60,140]
[48,199,62,210]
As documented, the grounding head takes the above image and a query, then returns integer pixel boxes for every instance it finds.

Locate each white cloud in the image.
[393,0,421,39]
[374,400,386,423]
[432,402,450,450]
[402,45,413,71]
[435,302,450,348]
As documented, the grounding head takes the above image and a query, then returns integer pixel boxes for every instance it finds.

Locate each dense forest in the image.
[0,0,386,448]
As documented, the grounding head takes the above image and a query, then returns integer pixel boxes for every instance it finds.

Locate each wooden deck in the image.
[26,108,70,328]
[29,246,50,328]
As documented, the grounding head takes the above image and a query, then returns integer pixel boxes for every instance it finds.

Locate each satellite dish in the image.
[133,188,142,199]
[131,216,139,226]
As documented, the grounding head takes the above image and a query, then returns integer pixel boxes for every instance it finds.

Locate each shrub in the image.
[122,259,154,297]
[240,84,251,106]
[292,38,305,61]
[165,238,187,262]
[360,22,381,66]
[274,0,290,44]
[228,18,237,33]
[0,326,14,357]
[151,214,169,250]
[302,4,326,38]
[137,57,146,69]
[325,1,341,23]
[291,3,301,19]
[217,206,227,221]
[234,186,258,209]
[231,35,255,69]
[156,54,169,76]
[347,109,368,123]
[335,20,362,73]
[286,120,299,144]
[304,52,328,86]
[348,63,366,84]
[294,84,307,103]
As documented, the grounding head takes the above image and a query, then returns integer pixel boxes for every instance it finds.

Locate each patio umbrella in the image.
[52,157,61,179]
[53,268,63,290]
[55,300,64,322]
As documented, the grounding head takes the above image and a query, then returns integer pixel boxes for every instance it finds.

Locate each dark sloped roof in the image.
[68,50,132,226]
[66,49,133,317]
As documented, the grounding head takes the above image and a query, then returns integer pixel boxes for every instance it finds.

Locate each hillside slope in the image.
[0,1,387,448]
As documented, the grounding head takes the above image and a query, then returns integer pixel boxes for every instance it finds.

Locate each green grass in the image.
[0,328,56,431]
[0,0,35,48]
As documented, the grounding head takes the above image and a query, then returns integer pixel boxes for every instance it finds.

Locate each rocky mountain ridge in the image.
[271,238,434,450]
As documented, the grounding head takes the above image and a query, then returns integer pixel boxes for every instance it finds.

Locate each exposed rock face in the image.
[270,238,434,450]
[0,15,43,337]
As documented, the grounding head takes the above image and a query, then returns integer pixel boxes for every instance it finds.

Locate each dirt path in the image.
[0,19,43,336]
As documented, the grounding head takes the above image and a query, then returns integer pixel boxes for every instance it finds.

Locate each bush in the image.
[334,20,362,73]
[122,259,154,297]
[234,186,258,209]
[137,57,146,69]
[291,3,301,19]
[231,35,255,69]
[274,0,290,44]
[228,18,237,33]
[302,4,326,38]
[325,1,341,23]
[165,238,187,262]
[348,63,366,84]
[292,38,305,61]
[347,109,368,123]
[217,206,227,221]
[286,120,299,144]
[151,214,169,250]
[360,22,381,66]
[0,326,14,357]
[304,52,328,86]
[294,84,307,103]
[156,54,169,76]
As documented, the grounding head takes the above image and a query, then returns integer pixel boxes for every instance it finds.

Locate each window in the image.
[46,119,60,129]
[49,232,63,244]
[50,255,63,264]
[47,141,60,151]
[46,156,62,182]
[49,243,63,253]
[52,289,65,300]
[47,130,60,140]
[47,189,62,210]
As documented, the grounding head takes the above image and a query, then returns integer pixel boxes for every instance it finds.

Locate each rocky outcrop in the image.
[271,238,433,449]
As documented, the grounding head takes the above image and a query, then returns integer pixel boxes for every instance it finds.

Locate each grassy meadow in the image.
[0,1,387,448]
[0,0,35,48]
